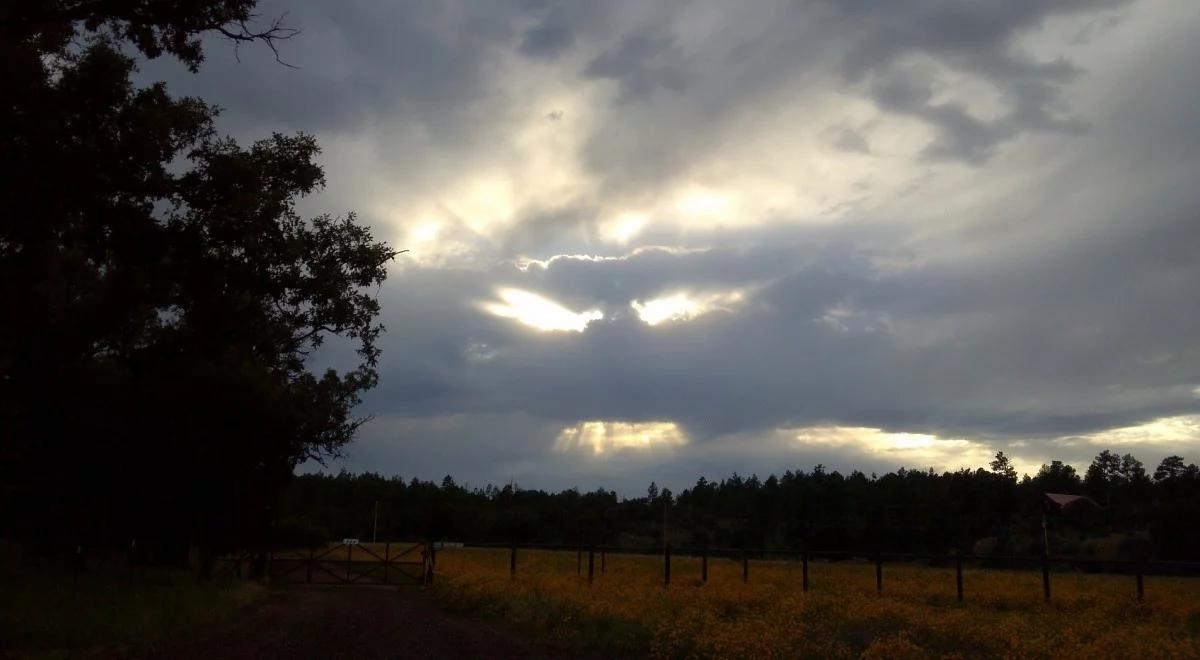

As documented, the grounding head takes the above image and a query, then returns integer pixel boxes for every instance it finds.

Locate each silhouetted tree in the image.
[1,1,395,552]
[990,451,1018,481]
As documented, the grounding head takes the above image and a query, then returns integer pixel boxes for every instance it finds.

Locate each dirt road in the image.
[118,585,587,660]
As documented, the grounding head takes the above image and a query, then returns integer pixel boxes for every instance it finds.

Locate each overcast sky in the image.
[143,0,1200,494]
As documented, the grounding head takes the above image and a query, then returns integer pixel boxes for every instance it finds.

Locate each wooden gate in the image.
[267,541,431,586]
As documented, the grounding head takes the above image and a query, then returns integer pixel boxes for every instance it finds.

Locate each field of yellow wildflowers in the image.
[432,547,1200,659]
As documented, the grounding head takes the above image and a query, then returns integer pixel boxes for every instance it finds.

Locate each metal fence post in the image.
[875,554,883,595]
[955,549,963,603]
[384,541,390,585]
[307,548,313,583]
[742,551,749,583]
[601,546,606,574]
[802,551,809,592]
[510,543,517,579]
[588,546,595,584]
[701,551,708,584]
[346,543,353,582]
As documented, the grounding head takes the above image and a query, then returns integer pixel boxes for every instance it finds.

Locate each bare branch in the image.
[215,12,301,68]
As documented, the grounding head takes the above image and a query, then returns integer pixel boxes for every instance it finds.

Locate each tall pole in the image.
[373,500,379,544]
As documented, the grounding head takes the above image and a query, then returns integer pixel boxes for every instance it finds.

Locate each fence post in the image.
[1041,551,1051,601]
[1136,554,1145,602]
[955,549,963,603]
[601,546,606,574]
[383,541,390,585]
[346,543,353,582]
[588,546,595,584]
[425,541,435,586]
[742,550,749,583]
[307,548,313,583]
[510,543,517,579]
[802,551,809,592]
[875,553,883,595]
[577,539,582,576]
[701,551,708,584]
[663,543,672,586]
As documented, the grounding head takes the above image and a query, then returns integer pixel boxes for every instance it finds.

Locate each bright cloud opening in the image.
[599,212,648,244]
[675,188,733,219]
[480,288,603,332]
[1068,415,1200,447]
[631,290,745,326]
[791,425,1002,472]
[555,421,688,456]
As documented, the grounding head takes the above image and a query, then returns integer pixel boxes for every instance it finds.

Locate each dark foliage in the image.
[286,452,1200,560]
[1,2,395,554]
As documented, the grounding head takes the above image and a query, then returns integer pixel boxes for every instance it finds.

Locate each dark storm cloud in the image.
[368,164,1200,443]
[137,0,523,140]
[130,0,1199,489]
[822,0,1128,162]
[584,31,691,103]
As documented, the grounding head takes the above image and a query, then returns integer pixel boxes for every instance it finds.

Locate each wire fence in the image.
[454,541,1200,603]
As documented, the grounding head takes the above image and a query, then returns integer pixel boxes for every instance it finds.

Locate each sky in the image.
[141,0,1200,494]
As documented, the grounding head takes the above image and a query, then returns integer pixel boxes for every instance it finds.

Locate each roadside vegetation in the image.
[0,562,262,656]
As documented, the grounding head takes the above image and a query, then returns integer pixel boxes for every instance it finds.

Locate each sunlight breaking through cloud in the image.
[1063,415,1200,447]
[599,212,648,244]
[790,426,1001,472]
[480,288,603,332]
[631,290,745,326]
[555,421,688,456]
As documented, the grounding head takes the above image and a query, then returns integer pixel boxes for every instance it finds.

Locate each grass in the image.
[431,547,1200,659]
[0,564,263,658]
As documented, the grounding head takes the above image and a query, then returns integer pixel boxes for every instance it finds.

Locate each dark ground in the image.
[87,585,590,660]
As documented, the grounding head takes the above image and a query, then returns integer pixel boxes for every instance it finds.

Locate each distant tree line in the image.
[283,451,1200,561]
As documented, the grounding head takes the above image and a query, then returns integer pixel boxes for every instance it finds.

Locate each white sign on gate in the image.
[342,538,360,545]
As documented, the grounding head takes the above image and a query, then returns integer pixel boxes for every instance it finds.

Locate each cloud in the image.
[132,0,1200,491]
[554,421,688,456]
[480,287,604,332]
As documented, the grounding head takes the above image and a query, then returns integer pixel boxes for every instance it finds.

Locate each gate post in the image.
[384,541,390,585]
[346,543,353,583]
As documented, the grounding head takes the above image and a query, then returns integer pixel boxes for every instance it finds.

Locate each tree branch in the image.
[215,13,301,68]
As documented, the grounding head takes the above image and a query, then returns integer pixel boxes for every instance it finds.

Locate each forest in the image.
[282,450,1200,561]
